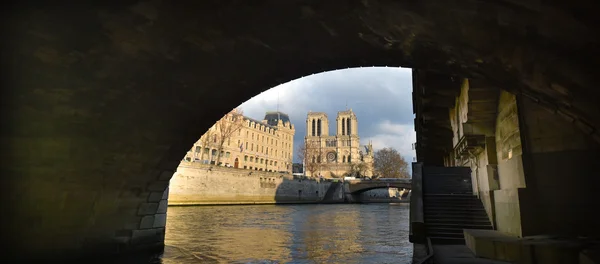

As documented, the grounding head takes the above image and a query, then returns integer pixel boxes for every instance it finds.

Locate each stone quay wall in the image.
[168,162,334,205]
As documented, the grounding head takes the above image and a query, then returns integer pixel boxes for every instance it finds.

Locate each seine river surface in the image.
[159,203,412,264]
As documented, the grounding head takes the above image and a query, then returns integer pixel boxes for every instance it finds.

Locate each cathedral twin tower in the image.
[308,110,357,137]
[304,109,373,178]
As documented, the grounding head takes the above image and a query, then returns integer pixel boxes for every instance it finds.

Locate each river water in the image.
[160,203,412,264]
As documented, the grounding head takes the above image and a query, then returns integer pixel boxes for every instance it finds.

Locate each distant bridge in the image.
[346,179,412,194]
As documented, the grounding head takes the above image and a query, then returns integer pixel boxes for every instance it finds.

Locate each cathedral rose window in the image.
[327,152,337,162]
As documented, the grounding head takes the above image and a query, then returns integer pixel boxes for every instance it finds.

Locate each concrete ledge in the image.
[465,230,590,264]
[464,229,516,261]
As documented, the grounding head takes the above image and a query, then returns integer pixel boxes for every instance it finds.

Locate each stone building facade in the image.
[303,109,374,178]
[184,111,295,173]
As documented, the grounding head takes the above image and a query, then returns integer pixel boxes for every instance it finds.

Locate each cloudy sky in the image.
[238,67,416,164]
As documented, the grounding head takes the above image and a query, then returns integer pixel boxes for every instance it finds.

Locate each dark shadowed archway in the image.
[1,0,599,261]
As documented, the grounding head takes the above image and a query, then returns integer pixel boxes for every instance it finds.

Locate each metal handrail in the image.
[414,237,434,264]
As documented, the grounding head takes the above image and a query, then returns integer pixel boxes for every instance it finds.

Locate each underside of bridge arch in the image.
[350,185,411,195]
[2,0,599,261]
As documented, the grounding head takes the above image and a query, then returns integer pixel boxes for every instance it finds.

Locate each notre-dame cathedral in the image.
[304,109,374,178]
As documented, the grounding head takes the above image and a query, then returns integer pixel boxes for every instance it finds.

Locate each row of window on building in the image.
[242,130,291,147]
[185,153,280,168]
[194,143,291,160]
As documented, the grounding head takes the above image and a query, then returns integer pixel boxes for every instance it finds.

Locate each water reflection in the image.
[163,204,412,263]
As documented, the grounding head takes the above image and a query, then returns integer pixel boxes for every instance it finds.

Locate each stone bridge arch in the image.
[347,183,412,195]
[2,0,599,261]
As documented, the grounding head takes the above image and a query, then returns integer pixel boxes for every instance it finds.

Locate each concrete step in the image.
[426,205,486,210]
[426,232,465,238]
[426,222,493,229]
[426,227,467,234]
[426,213,488,219]
[429,236,466,245]
[427,209,487,213]
[426,202,479,205]
[426,218,491,225]
[426,200,482,204]
[425,202,484,207]
[425,215,490,221]
[424,196,479,200]
[426,205,485,209]
[426,197,480,201]
[464,230,591,264]
[425,213,488,219]
[425,206,487,211]
[426,198,481,202]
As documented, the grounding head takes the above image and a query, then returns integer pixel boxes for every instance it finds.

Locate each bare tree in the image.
[373,147,409,178]
[297,140,322,177]
[198,128,214,162]
[215,108,244,165]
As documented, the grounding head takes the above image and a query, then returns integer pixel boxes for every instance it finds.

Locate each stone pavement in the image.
[432,245,512,264]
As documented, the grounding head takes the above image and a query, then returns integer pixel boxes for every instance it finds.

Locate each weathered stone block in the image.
[147,181,169,192]
[122,220,140,231]
[139,215,155,229]
[158,160,180,171]
[153,214,167,228]
[159,170,174,181]
[162,187,169,200]
[113,236,131,245]
[147,192,164,202]
[137,203,158,215]
[115,229,133,238]
[131,229,159,245]
[157,200,168,214]
[157,228,166,241]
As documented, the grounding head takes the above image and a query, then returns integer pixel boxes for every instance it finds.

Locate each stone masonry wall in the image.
[169,162,332,205]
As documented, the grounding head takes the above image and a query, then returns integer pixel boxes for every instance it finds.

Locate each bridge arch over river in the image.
[2,0,599,262]
[346,179,412,195]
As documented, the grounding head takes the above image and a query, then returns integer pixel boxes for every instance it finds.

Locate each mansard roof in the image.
[264,111,291,126]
